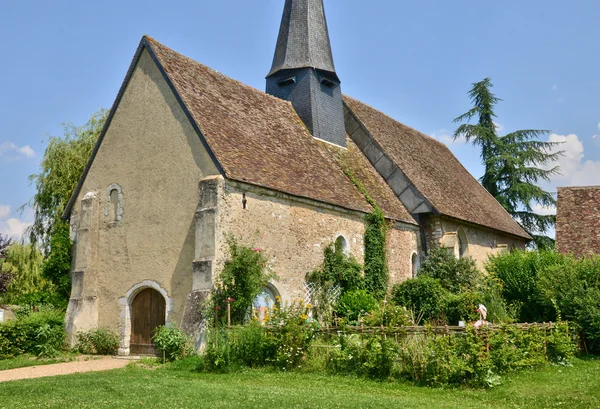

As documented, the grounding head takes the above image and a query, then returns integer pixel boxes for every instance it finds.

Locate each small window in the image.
[278,77,296,87]
[335,235,349,255]
[109,189,119,222]
[104,183,124,223]
[320,77,336,89]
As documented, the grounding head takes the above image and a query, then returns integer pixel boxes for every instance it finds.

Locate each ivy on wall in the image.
[343,167,390,300]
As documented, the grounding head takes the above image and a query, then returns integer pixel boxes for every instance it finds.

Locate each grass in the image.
[0,357,598,408]
[0,353,78,371]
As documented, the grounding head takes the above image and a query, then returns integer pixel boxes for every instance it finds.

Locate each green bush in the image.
[329,323,576,387]
[392,277,448,323]
[201,301,318,372]
[213,236,277,325]
[0,308,65,359]
[486,250,562,322]
[152,326,192,362]
[538,255,600,351]
[417,248,482,293]
[76,328,119,355]
[336,290,377,324]
[362,300,411,327]
[443,291,482,325]
[307,242,363,294]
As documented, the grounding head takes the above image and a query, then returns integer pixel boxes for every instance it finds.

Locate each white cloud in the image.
[0,141,36,161]
[552,84,558,91]
[0,205,10,219]
[547,133,600,187]
[431,129,465,144]
[494,122,504,133]
[0,218,31,240]
[531,203,556,216]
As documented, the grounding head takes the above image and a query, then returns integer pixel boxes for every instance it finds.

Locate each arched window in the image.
[105,183,124,223]
[109,189,119,222]
[335,235,349,255]
[411,253,419,278]
[252,286,279,323]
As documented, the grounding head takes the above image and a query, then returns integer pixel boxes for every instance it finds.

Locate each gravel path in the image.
[0,357,131,383]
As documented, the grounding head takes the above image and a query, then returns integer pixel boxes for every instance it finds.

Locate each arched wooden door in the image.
[130,288,165,355]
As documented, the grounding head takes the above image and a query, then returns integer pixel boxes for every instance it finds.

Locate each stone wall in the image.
[423,215,527,270]
[214,180,420,301]
[557,186,600,257]
[65,48,219,351]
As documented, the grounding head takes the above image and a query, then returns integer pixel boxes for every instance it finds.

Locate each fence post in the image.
[227,302,231,328]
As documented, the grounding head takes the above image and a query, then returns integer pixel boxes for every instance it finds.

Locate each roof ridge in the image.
[144,36,297,108]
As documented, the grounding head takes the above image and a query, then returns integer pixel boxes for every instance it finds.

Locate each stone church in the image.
[63,0,530,354]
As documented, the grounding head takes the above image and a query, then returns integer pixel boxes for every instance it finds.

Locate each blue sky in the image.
[1,0,599,239]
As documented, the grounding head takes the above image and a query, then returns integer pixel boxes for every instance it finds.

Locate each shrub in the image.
[152,326,192,362]
[308,242,364,293]
[538,254,600,351]
[336,290,377,324]
[443,291,482,325]
[213,236,277,325]
[0,307,65,359]
[418,248,482,293]
[231,324,278,368]
[76,329,119,355]
[362,300,411,327]
[486,249,562,322]
[392,277,448,323]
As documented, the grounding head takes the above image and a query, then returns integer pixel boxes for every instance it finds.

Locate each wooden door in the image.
[130,288,165,355]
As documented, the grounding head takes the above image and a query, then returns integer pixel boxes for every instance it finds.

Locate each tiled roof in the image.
[343,96,531,240]
[145,37,416,225]
[556,186,600,257]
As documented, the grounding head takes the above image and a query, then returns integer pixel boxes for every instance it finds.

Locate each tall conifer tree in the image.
[454,78,563,248]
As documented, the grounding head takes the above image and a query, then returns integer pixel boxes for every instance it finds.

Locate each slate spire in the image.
[267,0,338,80]
[266,0,346,148]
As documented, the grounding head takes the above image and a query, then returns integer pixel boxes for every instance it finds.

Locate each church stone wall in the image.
[423,215,527,270]
[215,180,420,301]
[65,48,219,350]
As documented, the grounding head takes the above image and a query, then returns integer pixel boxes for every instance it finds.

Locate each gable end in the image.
[62,37,225,220]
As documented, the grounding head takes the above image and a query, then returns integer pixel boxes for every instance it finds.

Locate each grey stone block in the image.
[387,169,411,197]
[374,154,396,180]
[192,260,213,291]
[363,141,384,165]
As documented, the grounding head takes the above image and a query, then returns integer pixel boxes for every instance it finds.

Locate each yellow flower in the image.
[306,303,313,309]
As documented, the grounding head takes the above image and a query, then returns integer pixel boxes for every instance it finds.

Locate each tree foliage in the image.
[454,78,563,247]
[41,220,72,300]
[0,234,13,294]
[214,237,277,325]
[28,109,107,250]
[0,242,48,301]
[417,247,481,293]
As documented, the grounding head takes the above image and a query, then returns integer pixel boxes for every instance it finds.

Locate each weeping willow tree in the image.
[454,78,563,249]
[27,109,107,252]
[0,242,50,302]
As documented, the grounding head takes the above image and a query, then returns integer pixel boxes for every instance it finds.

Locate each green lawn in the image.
[0,358,599,408]
[0,354,77,371]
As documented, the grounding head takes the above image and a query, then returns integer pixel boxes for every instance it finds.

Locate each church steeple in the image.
[266,0,346,148]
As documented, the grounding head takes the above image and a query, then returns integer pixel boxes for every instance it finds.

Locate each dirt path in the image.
[0,357,131,383]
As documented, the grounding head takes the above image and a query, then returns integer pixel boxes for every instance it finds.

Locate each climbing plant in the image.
[363,207,389,300]
[342,166,390,300]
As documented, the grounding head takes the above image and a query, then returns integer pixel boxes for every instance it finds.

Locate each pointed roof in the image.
[64,36,416,225]
[344,96,532,240]
[267,0,338,80]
